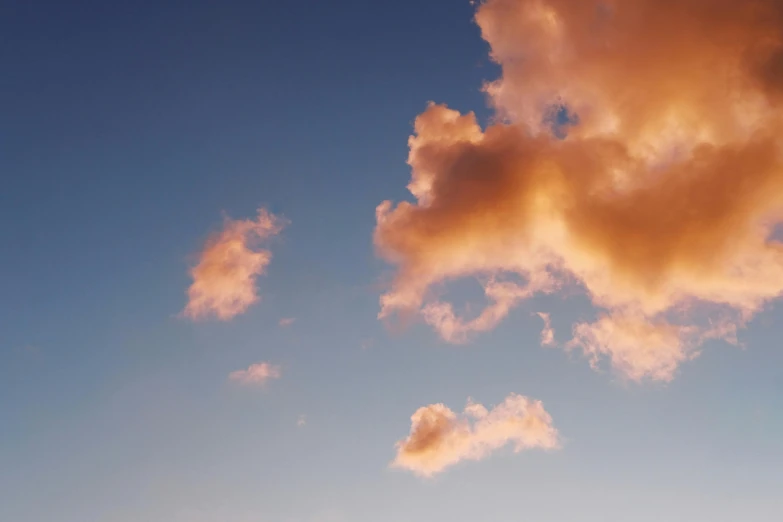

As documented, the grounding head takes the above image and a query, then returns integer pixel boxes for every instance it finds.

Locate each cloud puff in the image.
[374,0,783,380]
[279,317,296,327]
[183,208,285,321]
[228,362,281,386]
[392,394,559,477]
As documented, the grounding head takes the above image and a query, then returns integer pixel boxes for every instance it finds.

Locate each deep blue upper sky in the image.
[1,0,492,347]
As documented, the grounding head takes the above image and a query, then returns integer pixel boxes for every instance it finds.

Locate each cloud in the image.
[568,312,741,382]
[422,276,556,343]
[297,414,307,427]
[183,208,285,321]
[229,362,281,386]
[536,312,555,346]
[391,394,559,477]
[279,317,296,327]
[374,0,783,380]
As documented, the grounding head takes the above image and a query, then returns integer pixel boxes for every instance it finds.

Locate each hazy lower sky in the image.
[2,1,782,521]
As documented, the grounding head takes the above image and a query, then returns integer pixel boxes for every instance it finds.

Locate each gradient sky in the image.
[2,1,783,521]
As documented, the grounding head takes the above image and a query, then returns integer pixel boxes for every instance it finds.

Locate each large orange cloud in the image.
[392,394,559,477]
[184,208,285,321]
[374,0,783,380]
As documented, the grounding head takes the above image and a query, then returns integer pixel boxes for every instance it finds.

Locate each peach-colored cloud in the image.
[536,312,555,346]
[229,361,281,386]
[183,208,285,321]
[422,275,557,343]
[279,317,296,327]
[569,312,742,382]
[374,0,783,380]
[392,394,559,477]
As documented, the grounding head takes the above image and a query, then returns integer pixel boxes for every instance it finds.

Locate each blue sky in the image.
[2,1,783,521]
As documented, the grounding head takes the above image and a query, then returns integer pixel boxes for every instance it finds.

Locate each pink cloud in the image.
[421,276,557,343]
[279,317,296,327]
[569,312,741,382]
[392,394,560,477]
[183,208,285,321]
[536,312,555,346]
[228,362,281,386]
[373,0,783,380]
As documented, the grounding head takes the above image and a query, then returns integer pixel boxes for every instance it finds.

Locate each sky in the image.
[2,0,783,521]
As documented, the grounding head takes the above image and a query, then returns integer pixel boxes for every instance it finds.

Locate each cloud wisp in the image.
[229,362,282,386]
[536,312,555,346]
[392,394,559,477]
[184,208,286,321]
[374,0,783,381]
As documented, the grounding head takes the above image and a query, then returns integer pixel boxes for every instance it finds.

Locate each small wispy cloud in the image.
[567,313,739,382]
[391,393,560,477]
[183,208,286,321]
[279,317,296,327]
[536,312,555,346]
[229,362,281,386]
[297,414,307,427]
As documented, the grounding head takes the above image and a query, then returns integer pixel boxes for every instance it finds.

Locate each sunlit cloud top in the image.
[374,0,783,381]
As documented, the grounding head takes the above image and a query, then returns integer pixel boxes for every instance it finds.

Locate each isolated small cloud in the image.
[229,362,281,386]
[392,394,559,477]
[297,414,307,427]
[279,317,296,327]
[183,208,286,321]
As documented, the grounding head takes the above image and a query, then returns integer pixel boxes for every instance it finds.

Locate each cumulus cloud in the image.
[392,394,559,477]
[374,0,783,380]
[228,362,281,386]
[183,208,285,321]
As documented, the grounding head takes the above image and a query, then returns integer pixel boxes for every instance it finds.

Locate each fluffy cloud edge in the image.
[391,393,560,477]
[372,0,783,381]
[183,208,286,321]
